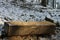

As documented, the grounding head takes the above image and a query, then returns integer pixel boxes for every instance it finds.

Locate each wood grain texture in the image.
[8,36,37,40]
[5,21,56,36]
[7,21,56,26]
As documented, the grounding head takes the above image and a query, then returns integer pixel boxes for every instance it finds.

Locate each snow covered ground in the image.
[0,0,60,40]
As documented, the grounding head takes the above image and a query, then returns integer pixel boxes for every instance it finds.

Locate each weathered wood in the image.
[8,35,37,40]
[7,21,56,26]
[7,35,51,40]
[8,36,23,40]
[5,21,56,36]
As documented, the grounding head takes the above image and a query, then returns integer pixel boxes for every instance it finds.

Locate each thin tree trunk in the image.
[41,0,47,7]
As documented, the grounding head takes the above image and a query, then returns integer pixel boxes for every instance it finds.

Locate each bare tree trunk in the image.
[41,0,47,7]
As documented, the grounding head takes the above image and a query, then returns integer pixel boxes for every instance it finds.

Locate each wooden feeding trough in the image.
[5,21,56,40]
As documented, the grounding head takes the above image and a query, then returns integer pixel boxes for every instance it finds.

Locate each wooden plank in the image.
[8,36,23,40]
[8,36,37,40]
[7,21,56,26]
[5,21,56,36]
[7,35,51,40]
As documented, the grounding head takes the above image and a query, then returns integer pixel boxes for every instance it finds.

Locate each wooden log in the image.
[8,35,37,40]
[7,35,51,40]
[7,21,56,26]
[8,36,23,40]
[5,21,56,36]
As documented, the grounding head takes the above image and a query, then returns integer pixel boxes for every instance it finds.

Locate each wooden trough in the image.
[5,21,56,40]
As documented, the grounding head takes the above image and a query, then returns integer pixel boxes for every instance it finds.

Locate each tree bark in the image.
[41,0,47,7]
